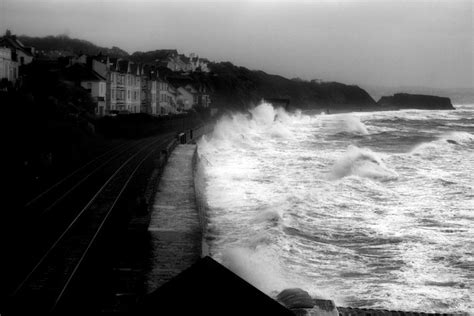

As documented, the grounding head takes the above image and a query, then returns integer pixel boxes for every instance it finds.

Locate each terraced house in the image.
[91,57,141,114]
[63,63,107,116]
[65,51,211,116]
[157,79,177,115]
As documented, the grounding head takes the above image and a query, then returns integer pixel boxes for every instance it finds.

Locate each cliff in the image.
[19,35,378,111]
[189,62,378,111]
[378,93,454,110]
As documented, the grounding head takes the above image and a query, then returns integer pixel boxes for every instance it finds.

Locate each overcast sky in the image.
[1,0,472,89]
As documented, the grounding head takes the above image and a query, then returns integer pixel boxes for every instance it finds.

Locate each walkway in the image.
[146,144,202,293]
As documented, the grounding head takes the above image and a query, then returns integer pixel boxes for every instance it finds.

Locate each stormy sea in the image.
[195,103,473,314]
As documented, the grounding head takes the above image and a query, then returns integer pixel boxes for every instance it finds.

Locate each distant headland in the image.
[378,93,455,110]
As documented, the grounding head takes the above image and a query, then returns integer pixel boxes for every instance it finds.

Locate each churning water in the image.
[196,103,473,313]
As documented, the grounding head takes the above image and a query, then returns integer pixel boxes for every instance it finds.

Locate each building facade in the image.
[63,63,107,116]
[176,85,197,111]
[0,47,19,84]
[158,79,178,115]
[0,33,34,66]
[81,78,107,116]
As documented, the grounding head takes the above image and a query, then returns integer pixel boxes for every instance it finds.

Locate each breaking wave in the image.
[318,114,369,135]
[330,145,398,180]
[411,131,474,154]
[220,246,289,295]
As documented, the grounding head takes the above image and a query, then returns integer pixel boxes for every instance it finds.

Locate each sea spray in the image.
[330,145,398,180]
[219,246,289,295]
[318,114,370,135]
[196,103,473,313]
[411,131,474,155]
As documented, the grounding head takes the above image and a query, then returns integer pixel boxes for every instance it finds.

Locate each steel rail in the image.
[10,136,167,297]
[24,140,132,208]
[51,138,166,311]
[34,138,151,217]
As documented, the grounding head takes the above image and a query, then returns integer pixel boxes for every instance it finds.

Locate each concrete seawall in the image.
[192,145,211,257]
[144,124,213,293]
[146,144,202,293]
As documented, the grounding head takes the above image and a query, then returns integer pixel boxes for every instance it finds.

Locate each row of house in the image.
[75,54,211,116]
[1,31,211,116]
[154,50,210,73]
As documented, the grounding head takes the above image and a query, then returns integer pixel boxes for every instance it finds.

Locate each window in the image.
[128,90,130,99]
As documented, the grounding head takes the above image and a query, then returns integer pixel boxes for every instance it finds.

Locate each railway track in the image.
[1,133,177,314]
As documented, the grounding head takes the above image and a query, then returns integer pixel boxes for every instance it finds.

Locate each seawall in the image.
[144,124,214,293]
[193,143,212,257]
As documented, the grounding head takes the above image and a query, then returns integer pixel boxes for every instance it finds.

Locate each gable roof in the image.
[138,256,293,315]
[0,35,34,56]
[63,63,106,82]
[117,59,130,73]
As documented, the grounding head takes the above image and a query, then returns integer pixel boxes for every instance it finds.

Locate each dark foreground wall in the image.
[378,93,455,110]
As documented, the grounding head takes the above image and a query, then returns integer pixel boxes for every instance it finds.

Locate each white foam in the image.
[411,131,474,155]
[318,114,369,135]
[330,145,398,180]
[195,102,473,313]
[441,131,474,144]
[219,246,297,296]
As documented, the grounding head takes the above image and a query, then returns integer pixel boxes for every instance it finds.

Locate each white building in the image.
[0,47,18,85]
[158,80,177,114]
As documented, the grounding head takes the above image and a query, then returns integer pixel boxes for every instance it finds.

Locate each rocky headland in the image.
[378,93,455,110]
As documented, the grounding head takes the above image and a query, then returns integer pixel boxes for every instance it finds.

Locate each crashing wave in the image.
[205,103,296,148]
[219,245,291,295]
[318,114,369,135]
[411,131,474,154]
[330,145,398,180]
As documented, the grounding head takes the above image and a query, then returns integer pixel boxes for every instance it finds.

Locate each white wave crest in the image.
[441,131,474,144]
[200,102,299,149]
[318,114,369,135]
[411,132,474,155]
[330,145,398,180]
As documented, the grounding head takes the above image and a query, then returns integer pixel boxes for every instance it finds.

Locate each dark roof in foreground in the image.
[138,256,293,315]
[139,256,468,316]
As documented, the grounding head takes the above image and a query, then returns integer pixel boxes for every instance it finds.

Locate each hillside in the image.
[129,50,178,64]
[18,35,129,58]
[17,34,378,111]
[188,62,378,111]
